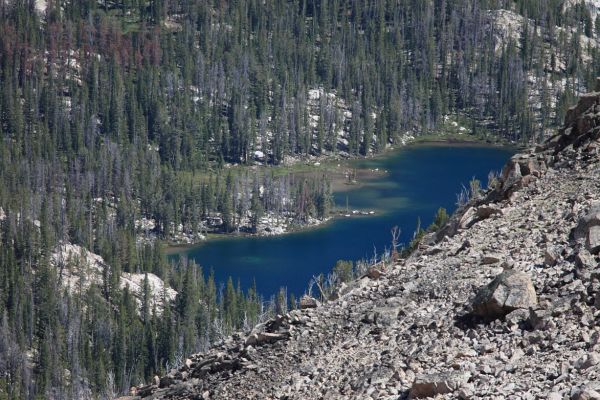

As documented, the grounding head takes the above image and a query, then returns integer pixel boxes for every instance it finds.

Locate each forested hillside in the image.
[0,0,599,398]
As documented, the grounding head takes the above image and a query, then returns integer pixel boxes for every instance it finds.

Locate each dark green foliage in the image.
[407,217,426,253]
[429,207,449,231]
[333,260,354,284]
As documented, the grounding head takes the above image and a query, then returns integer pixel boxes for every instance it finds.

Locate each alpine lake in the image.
[168,144,516,298]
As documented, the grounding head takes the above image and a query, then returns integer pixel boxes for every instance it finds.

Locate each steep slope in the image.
[121,85,600,399]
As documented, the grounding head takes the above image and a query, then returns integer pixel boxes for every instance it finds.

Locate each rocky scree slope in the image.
[121,84,600,399]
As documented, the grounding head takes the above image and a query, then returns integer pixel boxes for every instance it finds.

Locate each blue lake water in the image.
[169,145,515,298]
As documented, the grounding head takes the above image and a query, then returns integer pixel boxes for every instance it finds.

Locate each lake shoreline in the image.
[163,219,336,255]
[164,210,383,255]
[165,137,518,254]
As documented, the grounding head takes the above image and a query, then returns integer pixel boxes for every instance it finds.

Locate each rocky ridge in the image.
[121,82,600,399]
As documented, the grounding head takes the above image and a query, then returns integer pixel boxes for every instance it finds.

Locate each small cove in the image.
[169,145,515,298]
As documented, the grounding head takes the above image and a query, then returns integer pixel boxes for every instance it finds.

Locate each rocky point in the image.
[119,81,600,399]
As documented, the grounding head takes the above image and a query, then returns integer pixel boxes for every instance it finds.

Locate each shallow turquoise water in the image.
[170,145,515,297]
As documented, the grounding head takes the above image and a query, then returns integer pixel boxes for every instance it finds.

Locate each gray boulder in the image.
[589,226,600,254]
[544,247,560,267]
[575,248,596,269]
[299,295,320,309]
[476,205,503,219]
[472,270,537,318]
[366,265,385,280]
[458,207,478,229]
[574,204,600,254]
[572,382,600,400]
[409,371,471,398]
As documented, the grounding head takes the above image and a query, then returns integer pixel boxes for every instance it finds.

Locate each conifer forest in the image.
[0,0,599,398]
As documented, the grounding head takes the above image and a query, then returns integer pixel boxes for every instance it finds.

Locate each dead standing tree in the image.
[391,225,401,261]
